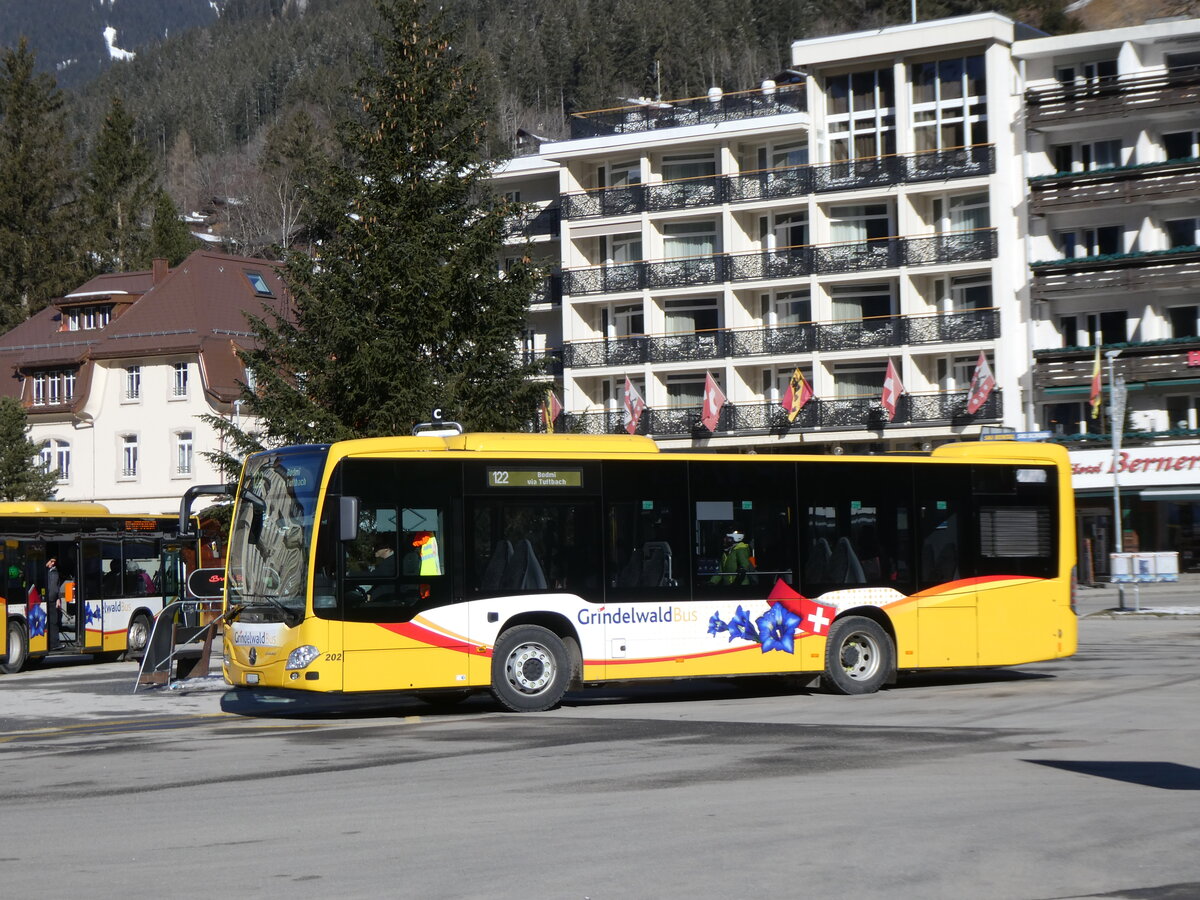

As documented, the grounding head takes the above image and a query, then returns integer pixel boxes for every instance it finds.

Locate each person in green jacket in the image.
[712,531,754,585]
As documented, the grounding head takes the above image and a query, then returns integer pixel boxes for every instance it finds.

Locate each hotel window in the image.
[1167,396,1200,431]
[665,373,711,405]
[175,431,194,476]
[831,282,894,321]
[606,233,642,265]
[911,55,987,153]
[1169,305,1199,338]
[937,354,989,390]
[932,193,990,234]
[662,220,718,257]
[827,67,896,162]
[833,361,888,398]
[603,302,644,338]
[1051,140,1122,174]
[1164,130,1200,162]
[762,290,812,326]
[1056,225,1122,259]
[760,211,809,250]
[661,153,716,182]
[663,297,719,333]
[935,274,991,311]
[829,204,891,244]
[1165,218,1200,249]
[749,140,809,171]
[1043,401,1100,437]
[124,365,141,400]
[599,161,641,188]
[1056,59,1117,86]
[172,362,189,397]
[39,439,70,482]
[121,435,139,478]
[31,369,76,406]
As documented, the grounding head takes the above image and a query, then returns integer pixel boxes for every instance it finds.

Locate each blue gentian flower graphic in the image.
[27,603,47,638]
[726,605,756,643]
[85,602,101,626]
[756,603,802,654]
[707,611,727,636]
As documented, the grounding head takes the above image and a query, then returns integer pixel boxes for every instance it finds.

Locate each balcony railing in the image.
[1026,66,1200,129]
[563,229,997,296]
[505,205,560,238]
[1029,158,1200,215]
[531,274,562,306]
[568,84,807,140]
[560,146,995,220]
[1032,337,1200,391]
[561,308,999,368]
[1030,247,1200,301]
[521,348,563,377]
[555,389,1001,438]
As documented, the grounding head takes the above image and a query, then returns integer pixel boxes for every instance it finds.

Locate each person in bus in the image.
[46,557,62,649]
[711,531,754,585]
[371,534,397,577]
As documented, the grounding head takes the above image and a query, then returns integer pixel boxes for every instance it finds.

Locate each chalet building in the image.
[0,250,282,514]
[499,12,1200,574]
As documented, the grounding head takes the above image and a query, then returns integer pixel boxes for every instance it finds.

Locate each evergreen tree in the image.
[227,0,543,448]
[0,39,79,330]
[144,188,201,266]
[0,398,58,501]
[82,95,156,272]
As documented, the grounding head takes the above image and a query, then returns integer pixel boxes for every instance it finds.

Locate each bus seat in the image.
[616,548,643,588]
[481,540,512,591]
[804,538,832,583]
[830,537,866,584]
[640,541,672,587]
[502,540,547,591]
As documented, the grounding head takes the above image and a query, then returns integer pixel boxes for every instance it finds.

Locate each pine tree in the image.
[228,0,544,448]
[144,189,201,266]
[0,398,58,501]
[0,39,80,330]
[82,96,157,273]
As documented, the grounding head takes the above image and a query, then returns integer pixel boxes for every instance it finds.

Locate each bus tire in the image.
[491,625,570,712]
[822,615,893,695]
[3,619,29,674]
[125,613,152,659]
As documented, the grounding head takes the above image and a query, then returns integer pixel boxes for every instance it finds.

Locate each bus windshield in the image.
[227,447,328,619]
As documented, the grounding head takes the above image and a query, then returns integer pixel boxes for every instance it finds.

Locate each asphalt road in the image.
[1,614,1198,900]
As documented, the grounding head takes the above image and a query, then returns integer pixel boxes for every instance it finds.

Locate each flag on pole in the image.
[1089,345,1102,419]
[881,359,904,422]
[540,389,562,433]
[700,372,726,432]
[965,351,996,415]
[781,367,813,423]
[623,376,646,434]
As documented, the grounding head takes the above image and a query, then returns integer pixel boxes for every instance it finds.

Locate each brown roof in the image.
[0,250,291,409]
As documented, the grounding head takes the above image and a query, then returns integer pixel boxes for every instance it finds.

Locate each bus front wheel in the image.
[491,625,570,712]
[3,619,28,674]
[126,613,152,659]
[822,615,894,695]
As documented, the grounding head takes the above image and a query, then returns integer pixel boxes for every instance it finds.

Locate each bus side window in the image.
[916,464,970,589]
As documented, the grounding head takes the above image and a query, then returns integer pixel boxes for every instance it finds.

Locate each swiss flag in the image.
[965,351,995,415]
[700,372,726,432]
[881,359,904,422]
[766,578,836,637]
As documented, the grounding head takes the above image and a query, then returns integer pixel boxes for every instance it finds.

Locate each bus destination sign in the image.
[124,519,158,532]
[488,468,582,488]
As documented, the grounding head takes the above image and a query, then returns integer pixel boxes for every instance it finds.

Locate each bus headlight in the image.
[285,645,321,670]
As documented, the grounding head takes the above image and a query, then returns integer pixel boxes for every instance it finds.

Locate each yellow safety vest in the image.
[419,536,441,576]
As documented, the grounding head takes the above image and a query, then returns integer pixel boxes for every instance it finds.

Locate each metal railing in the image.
[562,230,997,296]
[1026,65,1200,129]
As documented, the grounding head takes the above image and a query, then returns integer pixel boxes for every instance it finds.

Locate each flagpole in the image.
[1106,349,1126,609]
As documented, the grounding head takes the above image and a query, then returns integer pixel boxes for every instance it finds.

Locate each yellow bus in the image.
[1,503,193,673]
[221,433,1076,710]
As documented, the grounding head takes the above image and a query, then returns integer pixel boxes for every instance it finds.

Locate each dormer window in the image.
[31,368,77,406]
[245,271,273,296]
[64,304,113,331]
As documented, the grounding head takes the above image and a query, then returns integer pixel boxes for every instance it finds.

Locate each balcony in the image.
[1032,337,1200,391]
[562,308,999,369]
[505,204,560,238]
[556,389,1002,438]
[560,146,996,220]
[530,274,562,307]
[562,230,997,296]
[1026,66,1200,130]
[568,84,807,140]
[1029,159,1200,215]
[1030,247,1200,301]
[521,348,563,377]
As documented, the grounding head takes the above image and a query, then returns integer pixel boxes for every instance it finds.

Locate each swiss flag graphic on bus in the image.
[766,579,836,636]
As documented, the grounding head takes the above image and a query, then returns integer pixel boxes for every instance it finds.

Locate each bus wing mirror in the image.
[339,496,359,542]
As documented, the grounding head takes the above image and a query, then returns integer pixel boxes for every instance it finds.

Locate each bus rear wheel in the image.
[3,619,28,674]
[822,615,894,695]
[491,625,570,712]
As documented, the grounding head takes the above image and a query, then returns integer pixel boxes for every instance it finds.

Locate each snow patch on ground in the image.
[1106,607,1200,616]
[103,26,135,62]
